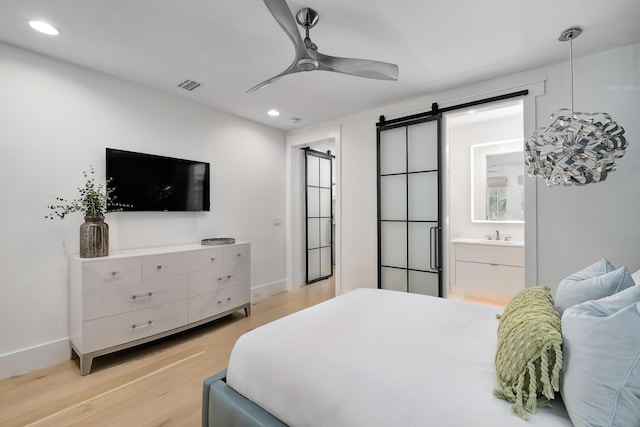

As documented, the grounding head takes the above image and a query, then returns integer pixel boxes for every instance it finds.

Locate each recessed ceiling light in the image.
[291,117,301,123]
[29,20,60,36]
[267,110,280,117]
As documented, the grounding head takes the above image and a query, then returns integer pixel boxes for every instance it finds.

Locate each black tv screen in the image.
[106,148,210,211]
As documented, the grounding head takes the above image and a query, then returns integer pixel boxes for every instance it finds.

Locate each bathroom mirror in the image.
[470,139,524,223]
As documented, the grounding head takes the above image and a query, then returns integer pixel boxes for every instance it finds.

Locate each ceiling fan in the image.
[247,0,399,92]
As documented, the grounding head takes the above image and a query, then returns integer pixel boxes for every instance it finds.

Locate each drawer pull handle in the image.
[217,300,222,304]
[111,271,117,276]
[236,253,241,257]
[130,292,153,301]
[156,265,162,270]
[130,320,153,330]
[227,297,231,301]
[211,257,216,262]
[227,275,232,279]
[217,275,232,281]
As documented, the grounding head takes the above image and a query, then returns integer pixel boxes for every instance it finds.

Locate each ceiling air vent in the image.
[178,79,201,91]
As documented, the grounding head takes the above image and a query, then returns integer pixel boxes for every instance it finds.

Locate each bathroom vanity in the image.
[450,238,524,301]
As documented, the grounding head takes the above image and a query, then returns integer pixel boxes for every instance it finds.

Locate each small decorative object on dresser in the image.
[45,166,127,258]
[201,238,236,246]
[79,214,109,258]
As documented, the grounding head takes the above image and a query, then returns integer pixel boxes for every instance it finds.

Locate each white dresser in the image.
[69,242,251,375]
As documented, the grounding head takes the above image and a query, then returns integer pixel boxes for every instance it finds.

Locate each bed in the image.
[202,288,573,426]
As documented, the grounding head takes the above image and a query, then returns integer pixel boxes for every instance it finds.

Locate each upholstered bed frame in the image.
[202,369,285,427]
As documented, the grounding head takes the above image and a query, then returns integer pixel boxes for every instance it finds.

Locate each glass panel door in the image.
[377,116,442,296]
[305,148,334,284]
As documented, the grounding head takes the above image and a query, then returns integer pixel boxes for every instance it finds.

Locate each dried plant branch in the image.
[45,166,129,220]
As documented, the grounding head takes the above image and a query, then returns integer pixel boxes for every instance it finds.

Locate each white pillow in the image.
[554,259,634,315]
[632,268,640,285]
[561,285,640,427]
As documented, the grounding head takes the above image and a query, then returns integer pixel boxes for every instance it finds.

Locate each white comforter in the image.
[227,288,572,426]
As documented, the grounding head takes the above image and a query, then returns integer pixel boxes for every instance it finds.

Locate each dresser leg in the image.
[244,304,251,317]
[80,355,94,376]
[70,344,79,360]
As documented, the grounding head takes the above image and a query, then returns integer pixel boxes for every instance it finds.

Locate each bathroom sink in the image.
[450,238,524,247]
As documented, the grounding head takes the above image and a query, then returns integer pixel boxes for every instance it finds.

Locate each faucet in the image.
[495,230,500,241]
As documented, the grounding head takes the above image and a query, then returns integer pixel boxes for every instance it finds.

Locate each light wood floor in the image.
[0,280,335,427]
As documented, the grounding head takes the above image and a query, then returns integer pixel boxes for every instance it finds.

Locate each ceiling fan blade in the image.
[248,0,308,92]
[247,64,300,93]
[263,0,305,56]
[316,52,399,81]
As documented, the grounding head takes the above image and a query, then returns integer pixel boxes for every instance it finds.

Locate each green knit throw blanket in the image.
[493,286,563,420]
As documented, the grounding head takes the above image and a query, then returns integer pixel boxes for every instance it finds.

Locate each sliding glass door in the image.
[377,115,442,296]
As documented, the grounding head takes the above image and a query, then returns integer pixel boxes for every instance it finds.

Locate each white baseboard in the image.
[0,338,70,380]
[251,279,287,300]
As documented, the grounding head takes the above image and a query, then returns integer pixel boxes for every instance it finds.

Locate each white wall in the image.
[0,42,286,378]
[289,42,640,294]
[534,44,640,287]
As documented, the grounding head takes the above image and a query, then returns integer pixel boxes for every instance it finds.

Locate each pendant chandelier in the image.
[525,28,627,186]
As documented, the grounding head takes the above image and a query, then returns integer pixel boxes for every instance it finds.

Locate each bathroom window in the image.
[487,176,508,220]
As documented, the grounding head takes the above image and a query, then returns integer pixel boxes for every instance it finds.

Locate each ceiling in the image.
[1,0,639,131]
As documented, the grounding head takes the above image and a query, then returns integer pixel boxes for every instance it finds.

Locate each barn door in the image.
[377,115,442,296]
[304,148,333,284]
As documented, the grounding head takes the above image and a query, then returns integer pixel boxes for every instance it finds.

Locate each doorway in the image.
[445,99,525,304]
[285,126,341,295]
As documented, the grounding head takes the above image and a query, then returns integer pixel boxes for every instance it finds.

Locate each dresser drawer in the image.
[188,247,223,272]
[82,300,188,353]
[455,261,524,296]
[455,243,524,267]
[228,258,250,284]
[189,266,237,297]
[82,275,188,320]
[188,287,244,323]
[142,251,194,280]
[223,244,250,266]
[82,258,141,288]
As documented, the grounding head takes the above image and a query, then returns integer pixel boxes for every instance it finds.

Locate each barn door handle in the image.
[429,226,437,270]
[430,226,442,271]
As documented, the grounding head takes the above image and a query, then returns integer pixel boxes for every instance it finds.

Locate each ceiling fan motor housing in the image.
[297,58,318,71]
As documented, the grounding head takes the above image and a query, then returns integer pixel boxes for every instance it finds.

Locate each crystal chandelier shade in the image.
[525,28,627,186]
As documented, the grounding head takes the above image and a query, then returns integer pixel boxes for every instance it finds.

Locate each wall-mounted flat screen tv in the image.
[106,148,210,211]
